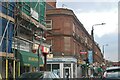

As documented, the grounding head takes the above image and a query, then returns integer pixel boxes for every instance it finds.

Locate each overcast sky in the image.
[57,0,119,62]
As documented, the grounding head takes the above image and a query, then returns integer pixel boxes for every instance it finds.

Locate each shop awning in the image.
[18,50,44,67]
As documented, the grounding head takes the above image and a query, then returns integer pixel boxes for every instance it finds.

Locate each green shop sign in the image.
[17,50,44,67]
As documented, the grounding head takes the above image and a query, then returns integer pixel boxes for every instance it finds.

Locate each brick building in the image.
[46,2,104,78]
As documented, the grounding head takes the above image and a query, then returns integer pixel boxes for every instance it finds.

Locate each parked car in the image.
[17,71,60,80]
[103,66,120,79]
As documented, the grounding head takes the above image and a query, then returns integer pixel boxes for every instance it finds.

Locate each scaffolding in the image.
[14,0,47,77]
[0,0,47,78]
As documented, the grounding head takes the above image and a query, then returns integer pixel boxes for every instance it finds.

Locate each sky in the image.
[56,0,119,62]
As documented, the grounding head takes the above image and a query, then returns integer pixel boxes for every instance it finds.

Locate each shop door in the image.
[63,67,71,78]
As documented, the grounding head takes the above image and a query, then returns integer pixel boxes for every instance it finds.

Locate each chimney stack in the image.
[47,0,56,8]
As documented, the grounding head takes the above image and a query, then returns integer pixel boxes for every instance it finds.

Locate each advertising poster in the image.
[88,50,93,64]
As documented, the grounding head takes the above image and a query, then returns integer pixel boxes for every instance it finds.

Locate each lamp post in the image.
[91,23,106,62]
[91,23,106,39]
[102,44,108,59]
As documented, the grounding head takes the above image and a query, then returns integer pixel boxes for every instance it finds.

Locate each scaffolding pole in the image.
[13,60,15,79]
[0,20,10,46]
[18,62,20,77]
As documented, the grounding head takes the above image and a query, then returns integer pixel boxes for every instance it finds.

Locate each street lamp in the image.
[91,23,106,39]
[102,44,108,59]
[91,23,106,62]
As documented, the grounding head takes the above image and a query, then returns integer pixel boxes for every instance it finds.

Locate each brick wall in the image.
[46,8,103,62]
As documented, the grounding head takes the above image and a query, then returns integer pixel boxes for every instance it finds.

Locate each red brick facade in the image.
[46,8,104,64]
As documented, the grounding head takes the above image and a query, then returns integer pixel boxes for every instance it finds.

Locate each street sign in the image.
[80,51,87,54]
[47,54,53,59]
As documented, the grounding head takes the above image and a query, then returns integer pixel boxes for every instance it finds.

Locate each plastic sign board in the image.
[88,50,93,64]
[47,54,53,59]
[32,44,39,50]
[30,8,38,20]
[42,46,49,54]
[80,51,87,54]
[32,44,39,53]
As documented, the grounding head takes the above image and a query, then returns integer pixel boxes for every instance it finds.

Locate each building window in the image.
[81,33,84,43]
[85,36,88,43]
[46,20,52,30]
[73,42,75,55]
[73,22,75,33]
[12,38,31,52]
[73,64,76,78]
[64,37,70,51]
[46,39,52,45]
[47,64,51,71]
[52,64,59,70]
[64,64,71,67]
[52,64,60,76]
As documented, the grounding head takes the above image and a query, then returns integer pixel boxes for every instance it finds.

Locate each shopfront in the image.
[18,50,44,74]
[47,57,77,78]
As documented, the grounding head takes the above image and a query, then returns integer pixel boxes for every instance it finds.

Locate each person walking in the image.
[97,66,103,78]
[93,66,98,77]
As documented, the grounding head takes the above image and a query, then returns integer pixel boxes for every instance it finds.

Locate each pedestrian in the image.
[66,72,69,78]
[9,72,13,79]
[93,66,98,77]
[97,66,103,78]
[8,63,13,79]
